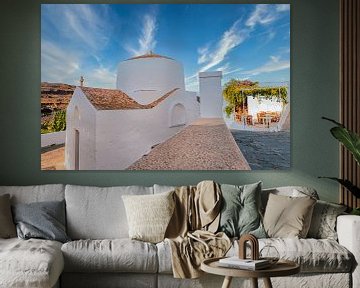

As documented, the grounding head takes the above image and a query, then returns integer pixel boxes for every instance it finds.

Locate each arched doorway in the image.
[170,103,186,127]
[74,129,79,170]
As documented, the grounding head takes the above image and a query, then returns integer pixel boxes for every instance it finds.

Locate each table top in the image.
[201,257,300,278]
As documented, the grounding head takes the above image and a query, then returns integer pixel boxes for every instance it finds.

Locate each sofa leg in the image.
[251,278,258,288]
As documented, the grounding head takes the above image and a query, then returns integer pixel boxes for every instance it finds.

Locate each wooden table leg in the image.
[251,278,258,288]
[221,276,233,288]
[263,277,273,288]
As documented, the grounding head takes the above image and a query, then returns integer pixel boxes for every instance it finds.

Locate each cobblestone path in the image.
[231,130,290,170]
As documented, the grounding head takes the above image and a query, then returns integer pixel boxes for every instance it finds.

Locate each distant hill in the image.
[41,82,76,115]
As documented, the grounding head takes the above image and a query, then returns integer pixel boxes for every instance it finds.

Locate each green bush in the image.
[41,110,66,134]
[51,110,66,132]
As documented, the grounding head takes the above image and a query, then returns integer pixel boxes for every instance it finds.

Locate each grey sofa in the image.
[0,184,359,288]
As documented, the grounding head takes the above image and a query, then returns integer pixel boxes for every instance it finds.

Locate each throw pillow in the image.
[307,200,347,240]
[12,200,70,243]
[263,193,316,238]
[122,190,175,243]
[0,194,16,238]
[218,182,266,238]
[261,186,319,214]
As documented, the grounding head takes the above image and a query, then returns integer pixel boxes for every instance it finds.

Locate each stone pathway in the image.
[231,130,290,170]
[128,118,251,170]
[41,144,65,170]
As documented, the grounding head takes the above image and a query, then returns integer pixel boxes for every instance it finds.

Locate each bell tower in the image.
[199,71,223,118]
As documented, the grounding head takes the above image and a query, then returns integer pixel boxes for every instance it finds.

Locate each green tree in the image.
[51,110,66,132]
[223,79,259,118]
[222,79,288,118]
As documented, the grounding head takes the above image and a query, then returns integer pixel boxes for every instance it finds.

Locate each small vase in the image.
[259,245,280,264]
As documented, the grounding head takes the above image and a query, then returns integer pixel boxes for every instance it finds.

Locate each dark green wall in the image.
[0,0,340,202]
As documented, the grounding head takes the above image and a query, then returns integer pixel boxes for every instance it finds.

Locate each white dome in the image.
[116,53,185,102]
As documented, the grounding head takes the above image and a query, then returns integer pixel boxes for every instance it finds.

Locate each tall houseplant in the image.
[320,117,360,214]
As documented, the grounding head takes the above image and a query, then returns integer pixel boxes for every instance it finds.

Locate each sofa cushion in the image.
[61,239,158,273]
[0,194,16,238]
[233,238,353,273]
[65,185,153,239]
[0,184,65,204]
[153,184,176,194]
[12,200,70,243]
[122,191,175,243]
[0,238,64,288]
[218,182,266,238]
[263,194,316,238]
[157,237,353,274]
[307,200,347,240]
[261,186,319,213]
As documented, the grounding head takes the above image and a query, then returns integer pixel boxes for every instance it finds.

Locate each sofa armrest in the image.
[337,215,360,288]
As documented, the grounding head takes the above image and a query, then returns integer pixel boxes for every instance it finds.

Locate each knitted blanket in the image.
[165,181,231,278]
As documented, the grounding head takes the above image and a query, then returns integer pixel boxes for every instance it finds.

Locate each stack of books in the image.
[218,257,271,270]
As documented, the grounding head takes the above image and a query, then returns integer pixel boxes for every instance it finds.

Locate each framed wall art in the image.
[41,4,290,170]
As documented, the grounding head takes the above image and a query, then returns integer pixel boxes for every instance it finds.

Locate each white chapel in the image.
[65,53,222,170]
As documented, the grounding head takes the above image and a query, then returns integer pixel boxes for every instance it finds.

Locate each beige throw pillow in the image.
[0,194,17,238]
[122,191,175,243]
[263,193,316,238]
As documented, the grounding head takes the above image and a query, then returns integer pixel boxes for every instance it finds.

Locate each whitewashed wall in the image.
[117,57,185,104]
[199,71,223,118]
[247,96,284,116]
[129,90,164,105]
[95,90,199,170]
[41,131,65,148]
[65,88,97,170]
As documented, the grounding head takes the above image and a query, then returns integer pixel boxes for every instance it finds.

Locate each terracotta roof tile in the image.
[80,87,179,110]
[127,53,173,61]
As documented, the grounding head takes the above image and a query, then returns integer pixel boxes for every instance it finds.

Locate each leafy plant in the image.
[319,117,360,199]
[51,110,66,132]
[41,110,66,134]
[222,79,288,117]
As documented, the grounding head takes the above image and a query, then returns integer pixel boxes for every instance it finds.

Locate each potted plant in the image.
[320,117,360,215]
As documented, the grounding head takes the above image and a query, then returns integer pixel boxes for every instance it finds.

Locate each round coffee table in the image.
[201,257,300,288]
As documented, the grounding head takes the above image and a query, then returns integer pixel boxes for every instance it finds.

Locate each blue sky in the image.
[41,4,290,91]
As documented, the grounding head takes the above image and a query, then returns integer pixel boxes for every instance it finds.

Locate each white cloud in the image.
[276,4,290,12]
[241,55,290,76]
[185,77,199,92]
[126,13,158,56]
[197,45,210,64]
[223,67,244,76]
[41,40,80,84]
[216,62,231,74]
[41,40,116,88]
[86,67,117,88]
[266,30,276,42]
[190,4,290,89]
[185,73,197,82]
[246,5,277,28]
[199,20,248,72]
[42,4,110,51]
[196,4,285,74]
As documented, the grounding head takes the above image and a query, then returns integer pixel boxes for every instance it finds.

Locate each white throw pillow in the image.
[122,191,175,243]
